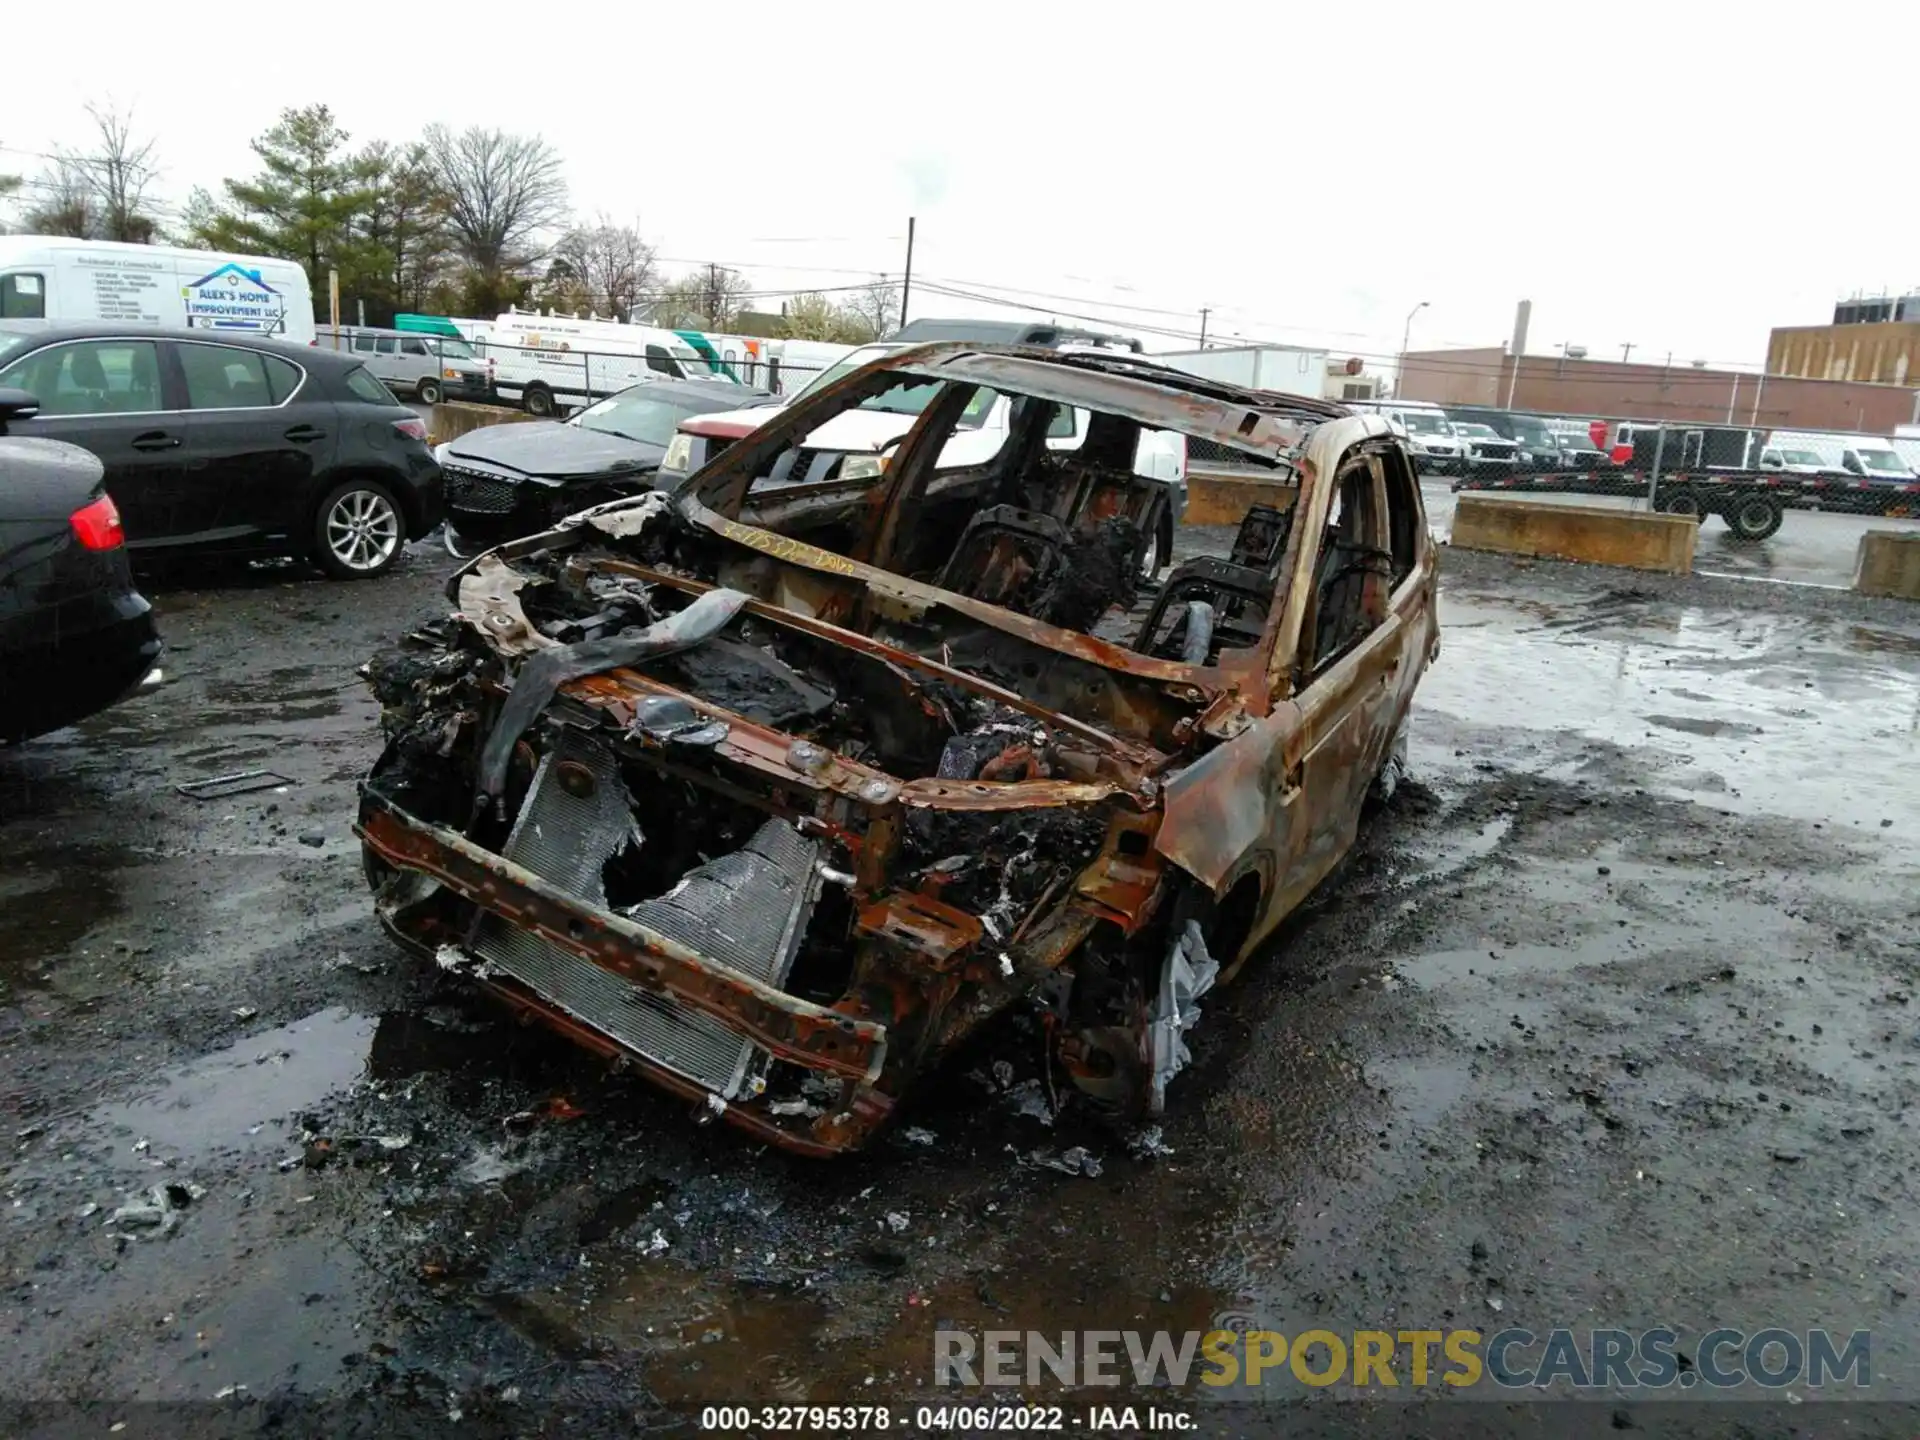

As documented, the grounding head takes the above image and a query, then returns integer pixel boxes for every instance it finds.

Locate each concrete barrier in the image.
[1183,465,1299,528]
[1853,530,1920,599]
[1450,496,1697,575]
[430,400,539,446]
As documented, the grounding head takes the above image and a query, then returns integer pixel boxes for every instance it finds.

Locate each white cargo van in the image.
[0,237,315,345]
[315,324,490,404]
[483,312,720,415]
[1768,430,1918,483]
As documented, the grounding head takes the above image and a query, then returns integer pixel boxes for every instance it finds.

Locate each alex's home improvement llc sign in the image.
[182,263,286,335]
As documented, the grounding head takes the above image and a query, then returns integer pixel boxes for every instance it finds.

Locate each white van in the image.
[481,312,720,415]
[0,237,315,345]
[1768,430,1917,484]
[315,324,491,404]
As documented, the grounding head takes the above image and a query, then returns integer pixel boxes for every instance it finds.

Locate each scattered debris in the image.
[900,1127,937,1146]
[233,1006,258,1021]
[503,1097,586,1133]
[1033,1146,1104,1178]
[107,1182,202,1237]
[1128,1126,1175,1159]
[176,771,297,801]
[642,1230,670,1256]
[323,952,384,975]
[1003,1079,1056,1126]
[884,1211,911,1234]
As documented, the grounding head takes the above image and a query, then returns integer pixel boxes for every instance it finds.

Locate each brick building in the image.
[1399,347,1917,433]
[1767,293,1920,388]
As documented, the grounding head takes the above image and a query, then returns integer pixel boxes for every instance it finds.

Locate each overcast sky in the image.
[2,1,1911,373]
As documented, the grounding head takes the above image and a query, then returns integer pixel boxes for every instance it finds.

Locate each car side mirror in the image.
[0,386,41,434]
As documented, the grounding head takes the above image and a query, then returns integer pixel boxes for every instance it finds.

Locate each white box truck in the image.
[0,237,315,344]
[1151,344,1333,398]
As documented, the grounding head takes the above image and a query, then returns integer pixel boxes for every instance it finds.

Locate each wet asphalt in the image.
[1,527,1919,1437]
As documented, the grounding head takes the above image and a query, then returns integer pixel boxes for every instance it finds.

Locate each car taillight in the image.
[71,495,125,550]
[393,417,428,441]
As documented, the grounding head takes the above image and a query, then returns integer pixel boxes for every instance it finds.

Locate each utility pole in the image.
[899,216,915,329]
[1198,307,1210,349]
[1620,342,1635,362]
[1398,300,1429,400]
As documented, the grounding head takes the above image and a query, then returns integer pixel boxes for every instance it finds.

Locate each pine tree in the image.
[190,105,377,299]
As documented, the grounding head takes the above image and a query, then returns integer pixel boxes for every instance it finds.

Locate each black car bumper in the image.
[1,593,162,742]
[442,469,651,549]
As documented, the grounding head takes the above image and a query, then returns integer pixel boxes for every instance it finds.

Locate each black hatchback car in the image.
[0,322,443,579]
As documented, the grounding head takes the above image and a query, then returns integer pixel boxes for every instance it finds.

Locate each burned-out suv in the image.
[356,344,1439,1155]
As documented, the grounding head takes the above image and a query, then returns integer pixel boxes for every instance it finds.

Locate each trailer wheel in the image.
[1723,495,1784,543]
[1656,488,1703,518]
[522,383,556,418]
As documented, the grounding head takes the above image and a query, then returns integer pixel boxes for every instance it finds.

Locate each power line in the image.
[910,280,1800,383]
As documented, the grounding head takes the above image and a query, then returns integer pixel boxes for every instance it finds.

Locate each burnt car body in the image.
[356,344,1440,1155]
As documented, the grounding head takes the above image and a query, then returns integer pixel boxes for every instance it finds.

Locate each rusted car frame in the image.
[355,342,1439,1154]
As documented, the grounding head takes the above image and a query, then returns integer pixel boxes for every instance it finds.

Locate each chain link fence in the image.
[1342,398,1920,525]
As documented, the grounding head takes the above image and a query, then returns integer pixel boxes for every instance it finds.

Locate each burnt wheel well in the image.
[1212,873,1264,966]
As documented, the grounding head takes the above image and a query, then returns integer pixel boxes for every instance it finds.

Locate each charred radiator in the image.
[471,735,823,1098]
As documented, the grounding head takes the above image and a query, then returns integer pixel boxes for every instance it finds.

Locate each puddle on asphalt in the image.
[1849,624,1920,657]
[78,1005,491,1170]
[1395,812,1513,886]
[0,845,131,982]
[86,1007,378,1167]
[1642,713,1766,739]
[1426,593,1920,833]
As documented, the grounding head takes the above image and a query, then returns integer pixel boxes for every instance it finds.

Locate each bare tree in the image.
[648,264,751,331]
[842,277,901,342]
[423,125,568,305]
[26,103,161,242]
[22,158,98,238]
[780,289,882,344]
[779,290,841,341]
[81,103,161,243]
[544,215,657,319]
